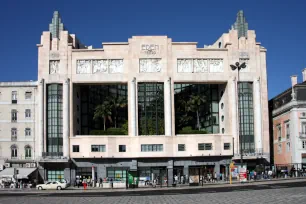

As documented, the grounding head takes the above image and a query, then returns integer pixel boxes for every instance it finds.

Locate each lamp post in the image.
[230,62,246,167]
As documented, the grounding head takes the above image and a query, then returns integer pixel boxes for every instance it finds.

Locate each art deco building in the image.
[0,10,270,185]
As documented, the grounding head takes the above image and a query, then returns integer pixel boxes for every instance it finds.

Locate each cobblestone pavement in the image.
[1,186,306,204]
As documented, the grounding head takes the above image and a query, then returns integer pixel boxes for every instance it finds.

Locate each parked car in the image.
[36,181,67,190]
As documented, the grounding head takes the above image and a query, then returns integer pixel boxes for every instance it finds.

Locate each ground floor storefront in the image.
[38,157,233,187]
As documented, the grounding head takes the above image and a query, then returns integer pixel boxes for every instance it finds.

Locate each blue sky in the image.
[0,0,305,99]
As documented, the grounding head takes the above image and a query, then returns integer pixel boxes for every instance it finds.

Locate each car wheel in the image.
[38,186,43,190]
[57,186,62,190]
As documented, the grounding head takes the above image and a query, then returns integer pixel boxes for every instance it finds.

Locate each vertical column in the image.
[183,165,189,184]
[254,77,263,151]
[214,163,220,181]
[164,77,172,136]
[290,108,299,164]
[231,77,238,154]
[167,159,174,186]
[38,79,44,157]
[63,78,70,158]
[130,77,137,136]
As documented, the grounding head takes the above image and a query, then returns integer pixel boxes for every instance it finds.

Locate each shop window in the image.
[73,145,80,152]
[47,170,64,182]
[107,167,127,182]
[119,145,126,152]
[178,144,185,151]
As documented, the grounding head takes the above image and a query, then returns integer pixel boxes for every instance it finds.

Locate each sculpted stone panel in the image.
[240,58,250,72]
[177,59,222,73]
[109,59,124,73]
[177,59,193,72]
[49,60,59,74]
[139,59,161,73]
[209,59,224,72]
[77,59,124,74]
[93,60,108,73]
[77,60,91,74]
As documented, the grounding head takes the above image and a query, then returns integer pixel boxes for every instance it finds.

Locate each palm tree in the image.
[187,94,207,130]
[109,96,127,128]
[93,100,113,131]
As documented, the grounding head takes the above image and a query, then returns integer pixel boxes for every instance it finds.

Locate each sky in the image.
[0,0,305,99]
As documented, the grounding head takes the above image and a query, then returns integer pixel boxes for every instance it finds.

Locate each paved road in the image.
[0,180,305,203]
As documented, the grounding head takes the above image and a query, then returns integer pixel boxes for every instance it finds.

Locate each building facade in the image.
[0,82,37,169]
[269,71,306,172]
[0,10,270,185]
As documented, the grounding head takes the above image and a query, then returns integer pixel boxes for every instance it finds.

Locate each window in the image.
[25,109,31,118]
[25,128,31,136]
[277,125,281,141]
[286,142,290,152]
[178,144,185,151]
[138,83,164,135]
[11,145,17,158]
[224,143,231,150]
[286,123,290,139]
[278,143,282,154]
[25,91,32,100]
[11,128,17,140]
[141,144,163,152]
[107,168,127,182]
[302,122,306,134]
[91,145,106,152]
[198,143,212,151]
[302,141,306,149]
[11,109,17,122]
[25,145,32,159]
[119,145,126,152]
[72,145,79,152]
[47,170,64,182]
[12,91,17,103]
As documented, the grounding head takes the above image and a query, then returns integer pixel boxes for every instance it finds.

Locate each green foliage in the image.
[177,126,208,134]
[89,128,126,135]
[122,120,128,135]
[139,119,165,135]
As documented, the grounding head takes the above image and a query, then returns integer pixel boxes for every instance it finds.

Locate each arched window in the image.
[25,145,32,159]
[11,144,18,158]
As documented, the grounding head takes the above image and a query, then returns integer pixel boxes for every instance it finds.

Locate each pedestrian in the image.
[268,170,272,180]
[174,175,178,185]
[110,178,113,189]
[214,172,217,183]
[82,179,87,190]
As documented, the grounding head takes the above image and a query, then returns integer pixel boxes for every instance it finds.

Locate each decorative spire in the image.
[232,10,248,38]
[49,11,65,39]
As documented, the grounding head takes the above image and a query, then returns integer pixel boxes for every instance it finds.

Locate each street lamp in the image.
[230,62,246,167]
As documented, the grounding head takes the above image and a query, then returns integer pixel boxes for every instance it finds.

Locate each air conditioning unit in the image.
[30,163,36,168]
[4,163,10,168]
[25,163,31,168]
[0,165,4,171]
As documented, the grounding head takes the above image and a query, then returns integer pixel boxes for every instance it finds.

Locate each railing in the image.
[11,136,17,141]
[234,148,269,157]
[3,156,34,160]
[42,152,64,159]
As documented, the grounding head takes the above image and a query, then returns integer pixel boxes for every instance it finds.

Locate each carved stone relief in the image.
[177,59,193,72]
[93,60,108,73]
[76,60,91,74]
[193,59,208,72]
[109,59,124,73]
[49,60,59,74]
[139,59,161,72]
[209,59,224,72]
[240,58,250,72]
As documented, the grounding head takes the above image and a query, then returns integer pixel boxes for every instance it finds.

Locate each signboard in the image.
[239,166,247,182]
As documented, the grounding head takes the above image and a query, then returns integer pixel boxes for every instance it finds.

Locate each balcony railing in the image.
[42,152,63,158]
[299,132,306,139]
[11,136,17,141]
[2,156,34,161]
[234,148,268,158]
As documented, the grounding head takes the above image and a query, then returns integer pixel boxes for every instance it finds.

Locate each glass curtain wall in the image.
[238,82,255,153]
[174,84,219,134]
[138,83,164,135]
[80,84,128,135]
[47,84,63,154]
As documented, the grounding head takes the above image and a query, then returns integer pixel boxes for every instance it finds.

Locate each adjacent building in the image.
[0,10,270,185]
[269,71,306,172]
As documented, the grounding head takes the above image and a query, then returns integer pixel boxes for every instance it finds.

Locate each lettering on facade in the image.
[141,44,159,55]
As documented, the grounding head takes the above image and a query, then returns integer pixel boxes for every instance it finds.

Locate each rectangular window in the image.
[72,145,79,152]
[198,143,213,151]
[12,91,17,103]
[224,143,231,150]
[286,123,290,139]
[302,141,306,149]
[11,148,17,158]
[25,91,32,100]
[141,144,163,152]
[47,170,64,182]
[25,109,31,118]
[178,144,185,151]
[278,143,282,153]
[91,145,106,152]
[11,128,17,140]
[277,125,282,141]
[302,122,306,134]
[119,145,126,152]
[138,83,165,135]
[11,109,17,122]
[25,128,31,136]
[286,142,290,152]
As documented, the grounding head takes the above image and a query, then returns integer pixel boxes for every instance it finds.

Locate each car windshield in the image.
[46,182,51,184]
